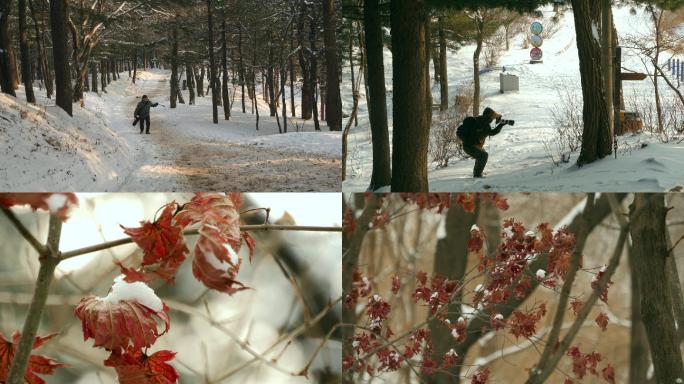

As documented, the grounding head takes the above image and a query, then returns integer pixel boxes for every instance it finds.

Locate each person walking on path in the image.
[133,95,159,134]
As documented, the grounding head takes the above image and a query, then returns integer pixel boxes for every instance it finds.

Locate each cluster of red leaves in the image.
[342,208,357,238]
[470,220,576,316]
[398,193,509,214]
[104,348,179,384]
[119,193,255,295]
[566,346,602,379]
[565,346,616,383]
[508,303,547,339]
[366,295,392,332]
[471,367,491,384]
[595,312,609,332]
[345,271,440,377]
[0,193,78,221]
[591,266,613,303]
[344,268,373,309]
[0,332,64,384]
[74,286,178,383]
[119,203,188,284]
[412,272,458,316]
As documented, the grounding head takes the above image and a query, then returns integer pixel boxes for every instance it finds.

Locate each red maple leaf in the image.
[0,331,64,384]
[595,312,609,332]
[192,225,248,295]
[0,193,78,220]
[602,363,616,384]
[104,348,179,384]
[120,203,188,283]
[74,295,170,352]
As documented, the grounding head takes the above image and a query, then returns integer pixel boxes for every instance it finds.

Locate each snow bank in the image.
[0,90,134,191]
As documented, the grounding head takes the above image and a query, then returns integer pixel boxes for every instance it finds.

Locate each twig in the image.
[7,215,63,384]
[59,224,341,260]
[1,206,46,256]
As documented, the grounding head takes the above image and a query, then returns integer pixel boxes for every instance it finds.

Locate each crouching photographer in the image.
[456,107,515,178]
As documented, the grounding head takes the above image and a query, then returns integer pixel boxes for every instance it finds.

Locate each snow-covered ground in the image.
[1,70,341,192]
[343,6,684,192]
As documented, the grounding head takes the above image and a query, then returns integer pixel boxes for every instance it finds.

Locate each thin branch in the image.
[6,215,63,384]
[59,224,341,260]
[1,207,46,256]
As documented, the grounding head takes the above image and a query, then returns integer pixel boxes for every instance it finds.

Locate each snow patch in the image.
[102,275,163,312]
[45,194,68,213]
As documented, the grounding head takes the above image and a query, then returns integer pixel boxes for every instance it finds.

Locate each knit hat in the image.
[483,107,501,120]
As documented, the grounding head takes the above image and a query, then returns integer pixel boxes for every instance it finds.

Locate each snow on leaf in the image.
[104,348,179,384]
[595,312,609,331]
[0,331,64,384]
[74,281,170,352]
[191,224,248,295]
[119,203,188,283]
[0,193,78,220]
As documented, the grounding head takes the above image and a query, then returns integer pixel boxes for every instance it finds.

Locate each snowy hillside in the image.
[1,70,341,192]
[343,5,684,192]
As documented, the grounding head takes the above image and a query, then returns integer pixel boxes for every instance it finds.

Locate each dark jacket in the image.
[463,116,505,147]
[134,100,159,118]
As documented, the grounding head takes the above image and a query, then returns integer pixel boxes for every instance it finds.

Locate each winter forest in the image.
[0,0,343,192]
[343,192,684,383]
[341,0,684,192]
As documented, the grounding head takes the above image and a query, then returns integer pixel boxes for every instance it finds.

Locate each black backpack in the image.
[456,117,477,144]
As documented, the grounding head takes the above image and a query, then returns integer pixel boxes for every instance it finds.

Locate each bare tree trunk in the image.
[290,22,296,117]
[0,0,17,96]
[473,17,484,116]
[364,0,391,190]
[187,65,195,105]
[628,244,650,384]
[573,0,612,165]
[170,18,179,109]
[439,17,448,111]
[297,0,313,119]
[391,0,430,191]
[323,0,341,131]
[206,0,219,124]
[221,14,230,120]
[18,0,36,102]
[50,0,73,115]
[601,0,614,134]
[309,12,321,131]
[629,194,684,382]
[28,0,52,99]
[91,62,98,93]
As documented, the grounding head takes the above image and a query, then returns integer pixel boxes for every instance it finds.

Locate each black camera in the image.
[496,116,515,126]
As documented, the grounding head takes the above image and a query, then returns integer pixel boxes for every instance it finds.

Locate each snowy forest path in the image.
[108,71,339,192]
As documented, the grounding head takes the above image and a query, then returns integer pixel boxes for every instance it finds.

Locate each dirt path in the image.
[114,73,340,192]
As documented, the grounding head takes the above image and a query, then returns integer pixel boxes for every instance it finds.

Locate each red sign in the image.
[530,48,543,61]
